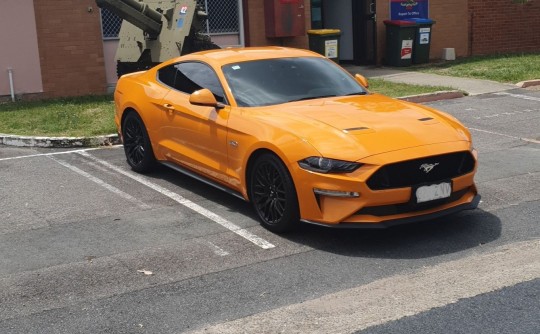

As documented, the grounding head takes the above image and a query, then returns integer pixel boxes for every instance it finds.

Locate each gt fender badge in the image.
[420,163,439,173]
[229,140,239,148]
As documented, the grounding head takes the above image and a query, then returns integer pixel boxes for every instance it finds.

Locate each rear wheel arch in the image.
[120,108,137,132]
[121,109,156,173]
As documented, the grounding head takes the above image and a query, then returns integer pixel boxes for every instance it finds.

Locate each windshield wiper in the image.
[287,95,337,103]
[345,91,368,96]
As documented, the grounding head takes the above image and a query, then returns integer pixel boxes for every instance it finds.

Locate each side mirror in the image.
[189,88,225,109]
[355,74,369,88]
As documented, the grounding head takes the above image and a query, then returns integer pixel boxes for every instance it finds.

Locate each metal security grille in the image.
[100,1,239,38]
[100,8,122,39]
[197,0,240,34]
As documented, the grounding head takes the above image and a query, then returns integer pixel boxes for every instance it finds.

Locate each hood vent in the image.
[343,127,370,133]
[418,117,434,122]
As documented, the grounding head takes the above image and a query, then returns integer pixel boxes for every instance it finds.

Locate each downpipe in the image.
[7,68,15,102]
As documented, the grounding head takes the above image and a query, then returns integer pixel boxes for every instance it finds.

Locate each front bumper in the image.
[302,194,481,229]
[292,142,479,227]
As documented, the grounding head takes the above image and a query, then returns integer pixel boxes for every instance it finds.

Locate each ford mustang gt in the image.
[114,47,480,232]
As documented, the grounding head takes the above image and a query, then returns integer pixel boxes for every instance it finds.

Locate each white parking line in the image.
[50,155,151,210]
[78,151,276,250]
[494,91,540,102]
[0,146,120,162]
[200,240,230,257]
[469,127,540,144]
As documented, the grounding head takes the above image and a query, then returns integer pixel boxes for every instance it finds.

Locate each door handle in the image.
[163,103,175,115]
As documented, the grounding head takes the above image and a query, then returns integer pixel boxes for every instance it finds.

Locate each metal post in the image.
[238,0,245,46]
[8,68,15,102]
[204,0,210,35]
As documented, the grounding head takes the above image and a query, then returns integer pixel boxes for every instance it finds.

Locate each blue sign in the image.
[390,0,429,20]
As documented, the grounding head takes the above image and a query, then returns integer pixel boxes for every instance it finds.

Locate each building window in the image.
[100,8,122,39]
[197,0,240,34]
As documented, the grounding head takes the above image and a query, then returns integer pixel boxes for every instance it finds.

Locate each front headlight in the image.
[298,157,362,174]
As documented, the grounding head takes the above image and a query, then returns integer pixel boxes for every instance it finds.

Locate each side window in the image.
[175,63,226,103]
[158,65,177,87]
[158,62,226,103]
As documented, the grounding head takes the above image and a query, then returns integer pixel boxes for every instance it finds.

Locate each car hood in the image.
[254,94,470,161]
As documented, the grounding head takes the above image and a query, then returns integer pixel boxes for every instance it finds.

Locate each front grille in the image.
[367,151,475,190]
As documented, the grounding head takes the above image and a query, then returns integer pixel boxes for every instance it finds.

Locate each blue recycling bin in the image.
[406,18,436,64]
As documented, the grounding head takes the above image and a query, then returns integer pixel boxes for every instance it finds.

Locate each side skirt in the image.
[159,161,246,201]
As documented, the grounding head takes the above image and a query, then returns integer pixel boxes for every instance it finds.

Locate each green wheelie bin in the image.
[383,20,417,67]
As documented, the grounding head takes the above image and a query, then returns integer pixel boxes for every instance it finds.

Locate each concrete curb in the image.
[0,133,120,148]
[516,79,540,88]
[398,90,466,103]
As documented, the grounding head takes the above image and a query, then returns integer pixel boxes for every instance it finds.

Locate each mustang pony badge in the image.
[419,163,439,173]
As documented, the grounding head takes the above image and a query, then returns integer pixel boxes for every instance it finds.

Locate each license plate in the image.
[415,182,452,204]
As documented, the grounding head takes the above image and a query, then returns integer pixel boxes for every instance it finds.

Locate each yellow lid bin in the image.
[307,29,341,63]
[307,29,341,35]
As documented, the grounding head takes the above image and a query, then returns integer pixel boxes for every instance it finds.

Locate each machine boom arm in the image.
[95,0,220,77]
[96,0,162,38]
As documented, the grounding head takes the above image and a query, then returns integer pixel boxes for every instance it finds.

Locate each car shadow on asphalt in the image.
[285,209,502,260]
[143,165,501,261]
[140,163,257,215]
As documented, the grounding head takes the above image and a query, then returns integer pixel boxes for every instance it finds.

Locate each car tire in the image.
[122,111,155,173]
[249,153,300,233]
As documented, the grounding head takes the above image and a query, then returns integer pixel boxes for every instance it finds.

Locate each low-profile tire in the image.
[249,153,300,233]
[122,111,155,173]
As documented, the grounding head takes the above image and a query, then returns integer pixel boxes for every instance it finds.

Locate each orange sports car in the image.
[114,47,480,233]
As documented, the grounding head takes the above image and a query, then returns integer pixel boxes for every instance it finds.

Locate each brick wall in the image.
[246,0,469,64]
[469,0,540,55]
[34,0,107,98]
[429,0,469,58]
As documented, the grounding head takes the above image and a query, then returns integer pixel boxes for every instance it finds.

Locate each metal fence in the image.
[100,8,122,39]
[196,0,240,35]
[100,1,240,39]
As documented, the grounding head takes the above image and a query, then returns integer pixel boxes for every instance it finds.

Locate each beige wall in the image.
[103,40,119,91]
[0,0,43,97]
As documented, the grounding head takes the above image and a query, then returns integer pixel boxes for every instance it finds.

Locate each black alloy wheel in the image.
[250,153,300,233]
[122,111,155,173]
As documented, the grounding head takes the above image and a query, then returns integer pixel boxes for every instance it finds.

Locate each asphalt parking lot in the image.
[1,88,539,333]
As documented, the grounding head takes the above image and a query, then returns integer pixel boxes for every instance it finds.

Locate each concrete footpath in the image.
[1,67,539,148]
[344,65,519,96]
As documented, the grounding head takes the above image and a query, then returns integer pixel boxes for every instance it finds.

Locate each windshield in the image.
[222,57,366,107]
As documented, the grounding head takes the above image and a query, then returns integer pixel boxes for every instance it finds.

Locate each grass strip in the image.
[0,95,116,137]
[367,78,454,98]
[413,53,540,83]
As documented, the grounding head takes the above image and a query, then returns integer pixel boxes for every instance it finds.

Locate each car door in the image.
[156,62,231,185]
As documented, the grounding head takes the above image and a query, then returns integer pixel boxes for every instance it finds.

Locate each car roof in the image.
[173,47,324,65]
